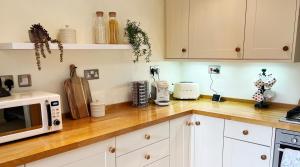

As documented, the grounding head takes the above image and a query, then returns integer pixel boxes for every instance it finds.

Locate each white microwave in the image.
[0,91,63,144]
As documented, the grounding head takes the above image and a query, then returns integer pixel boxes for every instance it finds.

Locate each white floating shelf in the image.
[0,42,131,50]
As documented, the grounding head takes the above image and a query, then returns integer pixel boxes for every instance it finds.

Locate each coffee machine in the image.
[151,81,170,106]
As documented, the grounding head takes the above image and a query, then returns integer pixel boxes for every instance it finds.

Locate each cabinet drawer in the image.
[116,139,169,167]
[223,138,271,167]
[224,120,273,146]
[26,138,115,167]
[146,156,170,167]
[116,122,169,156]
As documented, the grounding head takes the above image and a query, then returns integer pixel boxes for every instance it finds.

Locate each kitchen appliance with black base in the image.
[273,129,300,167]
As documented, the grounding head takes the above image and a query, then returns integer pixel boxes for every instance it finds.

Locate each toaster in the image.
[173,82,200,100]
[151,81,170,106]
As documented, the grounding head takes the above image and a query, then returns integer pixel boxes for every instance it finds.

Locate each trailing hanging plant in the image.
[124,20,152,63]
[29,23,63,70]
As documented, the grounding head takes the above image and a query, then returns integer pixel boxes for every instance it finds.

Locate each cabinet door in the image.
[165,0,189,58]
[26,138,115,167]
[189,0,246,59]
[193,115,224,167]
[244,0,297,60]
[170,116,192,167]
[223,138,271,167]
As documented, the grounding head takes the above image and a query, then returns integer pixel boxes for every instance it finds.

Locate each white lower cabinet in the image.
[170,115,193,167]
[223,137,271,167]
[192,115,224,167]
[116,139,169,167]
[23,115,274,167]
[26,138,115,167]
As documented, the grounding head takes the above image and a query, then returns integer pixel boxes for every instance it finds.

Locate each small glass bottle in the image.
[108,12,119,44]
[95,11,107,44]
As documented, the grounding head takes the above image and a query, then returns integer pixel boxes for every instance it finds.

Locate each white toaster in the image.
[173,82,200,100]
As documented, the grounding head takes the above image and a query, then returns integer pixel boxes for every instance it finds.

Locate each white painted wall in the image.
[180,62,300,105]
[0,0,181,112]
[1,0,300,111]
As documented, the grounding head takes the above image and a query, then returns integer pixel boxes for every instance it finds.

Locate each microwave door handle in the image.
[46,104,52,127]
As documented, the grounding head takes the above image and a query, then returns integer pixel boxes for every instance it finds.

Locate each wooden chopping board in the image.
[64,64,92,119]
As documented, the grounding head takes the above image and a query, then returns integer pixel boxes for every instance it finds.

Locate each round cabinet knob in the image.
[145,134,151,140]
[261,155,267,160]
[182,48,187,53]
[195,121,201,126]
[283,46,289,51]
[292,138,298,144]
[235,47,241,53]
[109,147,116,154]
[186,121,194,126]
[242,130,249,136]
[53,119,61,126]
[144,154,151,160]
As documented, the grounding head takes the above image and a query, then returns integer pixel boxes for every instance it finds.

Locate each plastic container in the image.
[58,25,76,43]
[94,11,107,44]
[90,100,105,118]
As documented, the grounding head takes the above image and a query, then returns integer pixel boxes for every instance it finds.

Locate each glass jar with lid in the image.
[108,12,119,44]
[94,11,107,44]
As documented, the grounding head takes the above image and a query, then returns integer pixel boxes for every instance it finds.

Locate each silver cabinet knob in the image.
[292,138,298,144]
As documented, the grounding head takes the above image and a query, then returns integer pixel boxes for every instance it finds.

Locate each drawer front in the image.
[116,122,169,156]
[146,156,170,167]
[224,120,273,146]
[116,139,169,167]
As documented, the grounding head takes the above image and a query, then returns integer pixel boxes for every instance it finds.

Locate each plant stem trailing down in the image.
[29,23,63,70]
[125,20,152,63]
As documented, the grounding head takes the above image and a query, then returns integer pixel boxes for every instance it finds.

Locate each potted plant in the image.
[125,20,152,63]
[29,23,63,70]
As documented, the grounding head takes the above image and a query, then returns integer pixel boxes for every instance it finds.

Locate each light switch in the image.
[18,74,32,87]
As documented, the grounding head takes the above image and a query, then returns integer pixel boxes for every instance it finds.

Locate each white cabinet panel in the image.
[223,138,271,167]
[189,0,246,59]
[224,120,273,146]
[146,157,170,167]
[170,116,192,167]
[166,0,189,58]
[244,0,297,60]
[26,138,115,167]
[116,122,169,156]
[116,139,169,167]
[192,115,224,167]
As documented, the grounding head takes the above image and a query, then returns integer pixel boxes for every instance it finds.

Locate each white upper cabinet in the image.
[165,0,189,58]
[188,0,246,59]
[244,0,298,60]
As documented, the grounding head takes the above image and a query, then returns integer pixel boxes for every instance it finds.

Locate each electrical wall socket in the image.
[84,69,99,80]
[150,65,160,76]
[208,65,221,74]
[0,75,14,88]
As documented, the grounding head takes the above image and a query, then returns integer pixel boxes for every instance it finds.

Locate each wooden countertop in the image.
[0,99,298,167]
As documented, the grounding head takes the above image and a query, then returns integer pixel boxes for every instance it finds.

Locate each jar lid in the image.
[96,11,104,17]
[109,12,117,17]
[59,25,76,33]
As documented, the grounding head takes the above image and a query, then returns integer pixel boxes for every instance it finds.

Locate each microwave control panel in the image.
[47,99,62,131]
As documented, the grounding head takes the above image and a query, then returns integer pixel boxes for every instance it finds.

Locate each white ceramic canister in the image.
[58,25,77,43]
[90,100,105,118]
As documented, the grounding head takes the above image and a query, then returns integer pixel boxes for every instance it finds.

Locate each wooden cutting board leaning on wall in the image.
[64,64,92,119]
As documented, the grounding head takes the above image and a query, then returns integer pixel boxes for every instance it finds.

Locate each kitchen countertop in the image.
[0,98,298,167]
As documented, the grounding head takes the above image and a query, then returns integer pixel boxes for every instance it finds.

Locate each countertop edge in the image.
[2,111,192,166]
